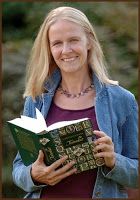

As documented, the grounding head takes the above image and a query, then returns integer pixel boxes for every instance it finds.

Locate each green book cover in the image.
[7,108,104,173]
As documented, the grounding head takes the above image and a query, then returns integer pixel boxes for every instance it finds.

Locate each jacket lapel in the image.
[93,74,113,138]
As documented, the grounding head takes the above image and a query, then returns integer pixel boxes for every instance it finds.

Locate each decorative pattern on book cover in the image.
[8,119,104,173]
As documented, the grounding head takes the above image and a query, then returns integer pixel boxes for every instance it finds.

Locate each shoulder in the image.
[23,95,43,117]
[106,84,135,100]
[106,84,133,96]
[105,84,137,111]
[93,73,136,105]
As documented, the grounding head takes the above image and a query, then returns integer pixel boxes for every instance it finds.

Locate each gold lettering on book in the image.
[45,147,55,161]
[59,128,67,136]
[73,147,85,157]
[59,121,89,136]
[65,125,75,133]
[56,145,64,153]
[75,123,83,132]
[68,153,75,160]
[77,155,86,163]
[73,144,81,149]
[82,143,91,154]
[66,135,84,146]
[82,142,89,148]
[88,160,96,169]
[79,162,89,171]
[85,128,94,137]
[65,147,73,154]
[82,120,92,129]
[53,137,61,146]
[86,154,94,161]
[84,147,91,154]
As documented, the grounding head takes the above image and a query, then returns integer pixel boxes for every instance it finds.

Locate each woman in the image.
[12,6,138,198]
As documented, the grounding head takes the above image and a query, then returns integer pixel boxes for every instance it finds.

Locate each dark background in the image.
[2,1,138,198]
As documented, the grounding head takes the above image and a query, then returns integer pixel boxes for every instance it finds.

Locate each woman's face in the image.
[48,19,91,74]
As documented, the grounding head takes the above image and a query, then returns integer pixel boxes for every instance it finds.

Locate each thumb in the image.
[37,150,44,163]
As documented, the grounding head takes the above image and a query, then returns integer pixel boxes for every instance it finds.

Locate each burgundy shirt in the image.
[41,102,99,198]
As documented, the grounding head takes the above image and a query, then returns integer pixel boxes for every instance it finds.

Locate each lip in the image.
[62,57,78,62]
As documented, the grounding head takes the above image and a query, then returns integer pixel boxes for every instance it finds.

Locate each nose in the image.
[62,43,72,54]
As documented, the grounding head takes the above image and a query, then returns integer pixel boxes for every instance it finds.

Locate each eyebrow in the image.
[50,36,81,45]
[50,40,61,45]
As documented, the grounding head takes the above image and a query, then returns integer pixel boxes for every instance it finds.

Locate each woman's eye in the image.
[55,42,61,45]
[71,39,78,42]
[52,42,61,46]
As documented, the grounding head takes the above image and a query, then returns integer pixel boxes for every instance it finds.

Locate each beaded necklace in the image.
[57,83,94,98]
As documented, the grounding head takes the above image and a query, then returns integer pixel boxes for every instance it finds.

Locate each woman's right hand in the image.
[31,150,77,186]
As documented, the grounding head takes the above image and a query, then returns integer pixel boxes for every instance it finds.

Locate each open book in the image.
[7,108,104,173]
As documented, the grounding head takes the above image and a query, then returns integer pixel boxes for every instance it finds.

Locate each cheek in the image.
[81,47,89,57]
[76,42,89,54]
[51,48,60,60]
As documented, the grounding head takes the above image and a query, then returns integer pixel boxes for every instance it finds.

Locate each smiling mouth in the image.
[62,57,78,62]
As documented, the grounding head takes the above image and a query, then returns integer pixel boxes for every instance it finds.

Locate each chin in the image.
[62,67,82,74]
[60,63,82,72]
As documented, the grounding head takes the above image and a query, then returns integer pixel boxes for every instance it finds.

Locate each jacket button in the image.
[95,191,101,197]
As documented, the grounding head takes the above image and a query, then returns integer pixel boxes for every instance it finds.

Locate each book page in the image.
[8,108,89,133]
[47,117,88,132]
[8,108,47,133]
[21,108,47,131]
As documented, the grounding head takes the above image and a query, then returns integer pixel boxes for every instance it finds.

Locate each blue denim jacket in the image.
[12,69,138,198]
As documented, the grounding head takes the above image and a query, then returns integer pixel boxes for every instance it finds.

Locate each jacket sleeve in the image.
[12,152,46,192]
[101,94,138,188]
[12,96,46,192]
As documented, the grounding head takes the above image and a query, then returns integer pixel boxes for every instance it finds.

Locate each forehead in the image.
[48,19,86,39]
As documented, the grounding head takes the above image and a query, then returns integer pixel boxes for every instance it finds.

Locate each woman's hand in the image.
[93,130,116,169]
[31,150,77,186]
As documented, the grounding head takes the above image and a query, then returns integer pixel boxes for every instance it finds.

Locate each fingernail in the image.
[72,160,76,164]
[93,141,97,145]
[93,130,97,134]
[63,155,68,159]
[74,168,77,173]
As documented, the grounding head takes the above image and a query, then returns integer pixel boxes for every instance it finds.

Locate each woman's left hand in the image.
[93,130,116,169]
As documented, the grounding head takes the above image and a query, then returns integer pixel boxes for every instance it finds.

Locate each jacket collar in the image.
[44,68,61,94]
[43,68,106,97]
[92,73,105,98]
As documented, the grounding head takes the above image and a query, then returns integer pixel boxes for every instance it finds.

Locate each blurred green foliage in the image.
[2,1,138,198]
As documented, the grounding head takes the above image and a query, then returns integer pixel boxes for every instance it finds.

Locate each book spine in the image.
[38,130,60,165]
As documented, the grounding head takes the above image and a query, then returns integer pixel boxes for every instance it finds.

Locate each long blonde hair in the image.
[23,6,118,99]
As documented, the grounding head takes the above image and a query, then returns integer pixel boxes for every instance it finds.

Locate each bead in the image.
[58,83,94,98]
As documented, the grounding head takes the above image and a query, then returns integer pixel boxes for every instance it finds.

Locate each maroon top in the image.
[41,102,99,198]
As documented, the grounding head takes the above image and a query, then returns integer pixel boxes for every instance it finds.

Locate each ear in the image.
[86,34,92,50]
[87,39,91,50]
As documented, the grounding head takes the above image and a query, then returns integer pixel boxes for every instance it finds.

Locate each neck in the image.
[60,72,92,94]
[58,83,94,98]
